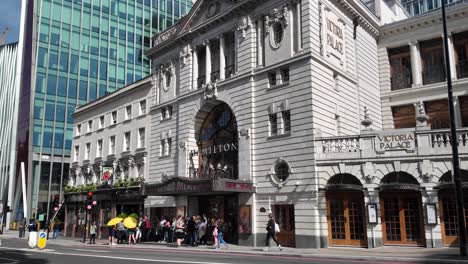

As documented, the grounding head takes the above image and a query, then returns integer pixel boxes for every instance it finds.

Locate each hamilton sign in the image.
[375,132,416,153]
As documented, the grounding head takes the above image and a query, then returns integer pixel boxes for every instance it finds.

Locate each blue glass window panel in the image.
[90,59,98,78]
[36,72,46,93]
[48,50,58,69]
[181,3,186,14]
[43,131,53,148]
[56,104,66,122]
[33,131,42,147]
[119,29,126,40]
[70,54,79,74]
[89,83,97,101]
[99,84,106,97]
[57,77,67,97]
[144,0,150,6]
[126,72,134,83]
[65,139,72,150]
[100,46,108,57]
[50,31,60,45]
[68,78,77,99]
[80,57,89,76]
[67,105,75,123]
[34,105,43,119]
[45,103,55,121]
[38,47,48,67]
[54,130,64,148]
[100,61,107,80]
[79,80,88,100]
[59,52,68,71]
[47,74,57,95]
[167,0,172,14]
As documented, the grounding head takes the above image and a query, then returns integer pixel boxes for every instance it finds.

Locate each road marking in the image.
[2,251,33,256]
[72,248,110,253]
[36,251,234,264]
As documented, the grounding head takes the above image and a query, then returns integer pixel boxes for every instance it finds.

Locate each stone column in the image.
[295,0,302,52]
[410,41,423,86]
[205,41,211,84]
[447,33,457,80]
[454,96,463,127]
[192,47,198,89]
[219,34,226,80]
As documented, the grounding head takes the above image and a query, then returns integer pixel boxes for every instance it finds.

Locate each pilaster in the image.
[410,41,422,86]
[219,35,226,80]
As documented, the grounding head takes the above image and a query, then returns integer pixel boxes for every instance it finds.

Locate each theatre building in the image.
[143,0,402,248]
[315,1,468,248]
[65,77,151,238]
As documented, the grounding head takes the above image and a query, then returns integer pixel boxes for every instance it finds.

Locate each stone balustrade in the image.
[315,127,468,161]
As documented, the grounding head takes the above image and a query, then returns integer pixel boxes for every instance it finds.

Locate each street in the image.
[0,236,455,264]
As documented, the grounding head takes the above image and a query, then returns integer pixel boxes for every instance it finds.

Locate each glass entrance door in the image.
[327,192,367,246]
[381,192,424,245]
[439,190,468,246]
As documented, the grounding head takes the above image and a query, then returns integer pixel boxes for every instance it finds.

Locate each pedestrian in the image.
[217,218,228,249]
[160,217,167,242]
[117,220,126,244]
[198,215,208,246]
[108,225,116,246]
[212,218,218,248]
[175,215,185,247]
[52,221,60,239]
[171,217,177,243]
[265,213,282,251]
[18,218,26,238]
[144,215,151,241]
[136,217,143,242]
[28,217,37,232]
[128,227,137,245]
[89,221,97,244]
[187,216,196,246]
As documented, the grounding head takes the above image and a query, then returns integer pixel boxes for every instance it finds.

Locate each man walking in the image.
[265,213,282,251]
[18,218,26,238]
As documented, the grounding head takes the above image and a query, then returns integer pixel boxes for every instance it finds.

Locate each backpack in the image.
[274,223,280,233]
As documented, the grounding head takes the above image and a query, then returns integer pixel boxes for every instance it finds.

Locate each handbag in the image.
[274,223,280,233]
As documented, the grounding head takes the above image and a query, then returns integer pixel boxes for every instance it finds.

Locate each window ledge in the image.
[267,132,291,140]
[96,127,104,132]
[161,117,173,123]
[159,154,172,159]
[137,113,146,119]
[74,135,81,139]
[86,132,92,135]
[107,154,116,160]
[123,119,132,123]
[121,150,131,157]
[109,123,117,128]
[135,147,146,153]
[266,82,289,91]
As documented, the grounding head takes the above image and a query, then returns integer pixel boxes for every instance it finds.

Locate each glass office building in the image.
[29,0,192,220]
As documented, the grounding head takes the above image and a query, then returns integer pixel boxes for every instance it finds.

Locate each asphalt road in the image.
[0,237,435,264]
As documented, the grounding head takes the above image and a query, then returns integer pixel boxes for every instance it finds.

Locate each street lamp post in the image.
[441,0,467,256]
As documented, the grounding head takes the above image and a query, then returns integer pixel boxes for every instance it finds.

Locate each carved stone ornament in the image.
[237,16,251,39]
[179,141,186,150]
[127,157,135,168]
[363,173,375,184]
[264,5,289,34]
[361,106,373,129]
[204,81,217,100]
[421,173,433,182]
[180,45,192,66]
[415,100,429,125]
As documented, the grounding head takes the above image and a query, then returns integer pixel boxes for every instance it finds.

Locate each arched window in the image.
[273,22,283,46]
[275,161,290,182]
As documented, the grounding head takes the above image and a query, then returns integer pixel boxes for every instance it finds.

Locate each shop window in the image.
[269,113,278,136]
[392,105,416,129]
[425,99,449,129]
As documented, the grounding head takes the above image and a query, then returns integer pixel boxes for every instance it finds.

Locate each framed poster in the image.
[426,204,437,225]
[367,204,378,224]
[239,205,251,234]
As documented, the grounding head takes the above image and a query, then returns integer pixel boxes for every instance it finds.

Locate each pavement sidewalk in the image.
[2,230,468,263]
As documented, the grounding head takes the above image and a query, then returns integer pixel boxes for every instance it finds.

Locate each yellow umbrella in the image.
[107,217,123,226]
[123,216,137,229]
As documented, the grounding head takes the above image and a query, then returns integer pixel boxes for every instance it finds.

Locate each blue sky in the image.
[0,0,22,44]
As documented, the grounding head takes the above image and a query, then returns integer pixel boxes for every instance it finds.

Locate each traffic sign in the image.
[37,232,47,249]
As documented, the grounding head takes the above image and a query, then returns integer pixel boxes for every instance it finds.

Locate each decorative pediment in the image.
[185,0,239,31]
[264,5,289,34]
